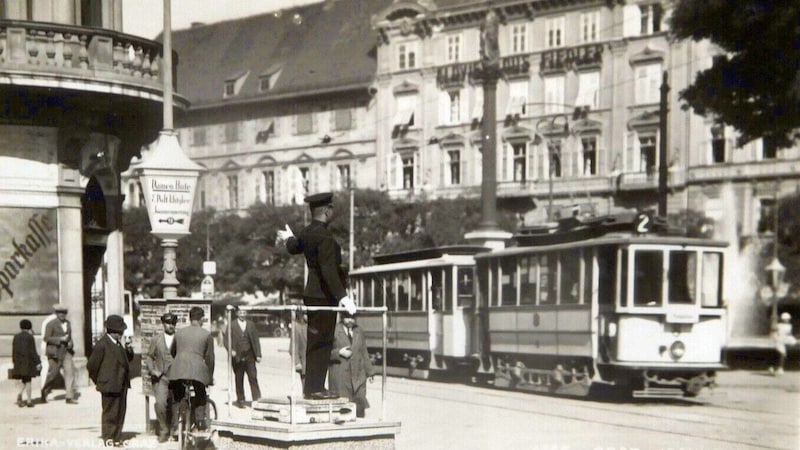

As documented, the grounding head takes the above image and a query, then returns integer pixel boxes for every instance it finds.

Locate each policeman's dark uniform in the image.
[285,192,348,397]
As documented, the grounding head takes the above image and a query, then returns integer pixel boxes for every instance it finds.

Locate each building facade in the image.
[0,0,180,362]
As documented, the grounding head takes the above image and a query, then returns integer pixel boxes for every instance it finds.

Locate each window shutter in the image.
[462,151,468,185]
[440,153,446,185]
[459,88,469,123]
[439,90,450,125]
[274,169,282,205]
[414,153,421,189]
[622,5,641,38]
[472,88,484,122]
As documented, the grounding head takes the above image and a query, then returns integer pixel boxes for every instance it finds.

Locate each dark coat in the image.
[167,324,215,386]
[329,323,377,400]
[87,334,134,394]
[286,219,347,304]
[223,319,262,361]
[44,318,74,359]
[145,332,176,381]
[12,331,41,379]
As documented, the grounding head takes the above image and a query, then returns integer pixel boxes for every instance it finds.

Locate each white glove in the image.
[338,347,353,359]
[339,296,357,315]
[276,224,294,242]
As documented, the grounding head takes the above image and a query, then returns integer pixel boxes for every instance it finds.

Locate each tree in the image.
[670,0,800,148]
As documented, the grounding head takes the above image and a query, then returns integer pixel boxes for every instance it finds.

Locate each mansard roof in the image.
[170,0,392,109]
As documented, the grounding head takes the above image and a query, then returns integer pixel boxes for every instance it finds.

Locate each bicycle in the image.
[175,380,217,450]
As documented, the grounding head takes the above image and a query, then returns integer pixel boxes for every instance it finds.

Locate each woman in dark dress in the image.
[12,319,41,407]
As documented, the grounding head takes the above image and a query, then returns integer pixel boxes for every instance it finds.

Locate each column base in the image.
[72,356,90,387]
[464,229,512,250]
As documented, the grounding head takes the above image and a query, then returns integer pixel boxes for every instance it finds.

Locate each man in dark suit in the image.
[145,313,178,443]
[277,191,357,398]
[87,315,134,445]
[167,307,214,431]
[42,304,77,404]
[223,306,262,407]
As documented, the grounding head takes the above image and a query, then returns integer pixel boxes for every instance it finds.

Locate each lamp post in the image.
[137,0,205,299]
[764,257,787,327]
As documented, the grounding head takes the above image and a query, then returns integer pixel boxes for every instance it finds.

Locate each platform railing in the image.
[225,305,389,423]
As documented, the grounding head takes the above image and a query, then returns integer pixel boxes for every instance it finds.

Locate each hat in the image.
[20,319,32,330]
[161,312,177,325]
[781,312,791,321]
[304,192,333,208]
[53,304,68,313]
[105,314,127,333]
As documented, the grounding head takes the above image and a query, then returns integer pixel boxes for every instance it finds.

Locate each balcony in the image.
[687,159,800,184]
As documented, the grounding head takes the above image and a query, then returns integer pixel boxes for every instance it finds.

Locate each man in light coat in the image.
[145,313,178,442]
[42,304,77,404]
[329,312,377,418]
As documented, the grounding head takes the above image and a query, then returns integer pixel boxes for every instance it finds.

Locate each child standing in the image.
[329,312,378,418]
[12,319,41,407]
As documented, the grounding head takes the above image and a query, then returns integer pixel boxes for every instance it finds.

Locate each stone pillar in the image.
[58,198,89,386]
[104,230,125,315]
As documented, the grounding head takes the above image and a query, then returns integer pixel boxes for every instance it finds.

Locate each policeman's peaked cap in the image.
[304,192,333,208]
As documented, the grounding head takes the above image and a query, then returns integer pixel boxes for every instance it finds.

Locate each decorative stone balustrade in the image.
[0,20,168,94]
[687,159,800,184]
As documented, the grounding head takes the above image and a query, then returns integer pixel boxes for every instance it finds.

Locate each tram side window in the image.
[597,246,616,306]
[634,250,662,306]
[701,252,723,307]
[444,268,453,309]
[668,251,696,304]
[583,248,594,305]
[385,277,396,311]
[457,267,474,307]
[520,256,537,305]
[560,250,581,305]
[410,271,424,311]
[431,270,444,311]
[373,277,385,308]
[539,254,557,305]
[500,257,517,306]
[398,274,410,311]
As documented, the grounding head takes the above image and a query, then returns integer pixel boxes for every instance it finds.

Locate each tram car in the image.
[349,246,487,379]
[475,212,728,398]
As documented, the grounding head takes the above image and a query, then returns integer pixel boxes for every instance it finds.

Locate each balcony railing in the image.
[0,20,169,95]
[687,158,800,184]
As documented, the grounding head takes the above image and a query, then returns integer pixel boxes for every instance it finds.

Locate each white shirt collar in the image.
[238,319,247,331]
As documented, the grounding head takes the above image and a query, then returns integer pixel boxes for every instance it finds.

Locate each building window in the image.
[224,81,235,96]
[297,113,313,134]
[511,24,527,54]
[263,170,275,205]
[259,69,281,92]
[762,136,778,159]
[334,109,352,131]
[299,167,310,193]
[634,62,661,104]
[639,135,657,175]
[711,125,726,163]
[448,149,461,185]
[224,123,239,143]
[513,143,527,182]
[447,34,461,63]
[398,42,417,70]
[548,139,562,178]
[507,80,528,117]
[575,71,600,109]
[338,164,351,190]
[580,11,599,43]
[393,94,417,129]
[545,16,565,48]
[582,137,598,176]
[640,3,663,35]
[544,75,565,114]
[227,175,238,209]
[449,90,461,124]
[402,156,414,189]
[192,128,206,146]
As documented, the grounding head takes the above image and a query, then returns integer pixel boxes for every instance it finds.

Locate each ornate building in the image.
[0,1,182,363]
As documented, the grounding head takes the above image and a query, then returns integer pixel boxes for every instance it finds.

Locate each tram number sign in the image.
[635,212,652,234]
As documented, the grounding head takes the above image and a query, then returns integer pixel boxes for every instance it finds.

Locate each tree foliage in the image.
[670,0,800,148]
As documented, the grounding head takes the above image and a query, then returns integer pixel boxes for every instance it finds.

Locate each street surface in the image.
[1,337,797,450]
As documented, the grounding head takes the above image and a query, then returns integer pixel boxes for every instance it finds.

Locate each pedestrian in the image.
[329,311,377,418]
[167,306,215,432]
[770,312,797,376]
[291,311,308,386]
[12,319,41,408]
[87,315,134,445]
[277,191,357,399]
[223,306,262,407]
[42,304,77,404]
[144,312,178,443]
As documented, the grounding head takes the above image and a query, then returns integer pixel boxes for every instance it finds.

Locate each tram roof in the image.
[350,245,487,275]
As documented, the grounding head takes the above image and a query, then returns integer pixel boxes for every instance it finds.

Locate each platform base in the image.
[251,396,356,424]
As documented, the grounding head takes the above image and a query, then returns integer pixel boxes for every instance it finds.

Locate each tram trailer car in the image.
[350,246,487,379]
[474,213,728,398]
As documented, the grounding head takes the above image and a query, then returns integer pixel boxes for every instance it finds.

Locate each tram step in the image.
[632,388,685,399]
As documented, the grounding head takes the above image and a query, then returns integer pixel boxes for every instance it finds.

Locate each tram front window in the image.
[634,250,662,306]
[668,251,696,304]
[701,252,723,307]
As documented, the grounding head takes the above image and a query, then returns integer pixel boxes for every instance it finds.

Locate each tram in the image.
[350,211,728,398]
[349,246,486,378]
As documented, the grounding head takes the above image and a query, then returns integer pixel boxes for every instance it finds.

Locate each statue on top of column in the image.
[480,10,500,69]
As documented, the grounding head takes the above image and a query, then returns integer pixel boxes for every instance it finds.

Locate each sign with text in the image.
[138,298,212,396]
[139,173,197,236]
[0,208,58,313]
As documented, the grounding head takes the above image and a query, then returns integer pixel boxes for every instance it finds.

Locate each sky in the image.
[123,0,322,39]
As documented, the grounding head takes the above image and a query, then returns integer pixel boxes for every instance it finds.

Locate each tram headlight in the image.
[669,341,686,360]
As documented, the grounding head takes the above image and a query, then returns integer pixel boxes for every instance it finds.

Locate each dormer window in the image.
[259,65,283,92]
[225,81,235,96]
[224,70,249,98]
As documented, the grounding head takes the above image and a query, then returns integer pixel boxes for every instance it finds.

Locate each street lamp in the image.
[764,257,787,326]
[137,0,205,299]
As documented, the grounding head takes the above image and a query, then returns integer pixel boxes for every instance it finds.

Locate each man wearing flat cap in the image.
[87,314,135,445]
[277,191,357,399]
[145,313,179,442]
[42,304,77,404]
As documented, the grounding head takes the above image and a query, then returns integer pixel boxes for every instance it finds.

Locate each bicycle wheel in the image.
[207,399,217,421]
[178,399,192,450]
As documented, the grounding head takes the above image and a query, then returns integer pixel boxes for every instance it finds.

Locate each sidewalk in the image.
[1,340,798,449]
